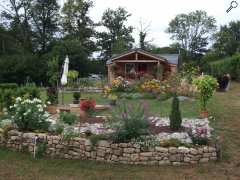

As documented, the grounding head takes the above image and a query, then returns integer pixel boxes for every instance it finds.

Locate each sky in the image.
[73,0,240,47]
[2,0,239,47]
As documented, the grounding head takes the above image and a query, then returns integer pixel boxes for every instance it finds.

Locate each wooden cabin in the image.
[106,49,179,83]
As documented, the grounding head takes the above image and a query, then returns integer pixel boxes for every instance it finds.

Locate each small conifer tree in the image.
[170,94,182,131]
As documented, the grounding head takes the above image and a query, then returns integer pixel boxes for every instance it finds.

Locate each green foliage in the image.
[47,57,60,87]
[108,102,149,143]
[208,54,240,81]
[169,95,182,131]
[73,92,81,100]
[0,83,18,89]
[180,63,200,82]
[191,136,209,145]
[98,7,134,60]
[193,75,218,111]
[18,83,41,99]
[10,97,50,132]
[213,21,240,56]
[68,70,79,86]
[46,87,58,105]
[59,112,77,125]
[0,83,40,110]
[167,10,216,56]
[36,141,47,158]
[0,89,16,110]
[62,126,79,141]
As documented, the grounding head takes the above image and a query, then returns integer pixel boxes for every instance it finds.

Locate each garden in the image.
[0,67,221,165]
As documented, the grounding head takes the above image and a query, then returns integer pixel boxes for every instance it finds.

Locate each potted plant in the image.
[193,75,218,118]
[46,87,58,114]
[108,94,118,106]
[73,92,81,104]
[79,98,96,119]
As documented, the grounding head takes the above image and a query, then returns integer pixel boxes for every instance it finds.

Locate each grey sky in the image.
[64,0,239,47]
[2,0,239,47]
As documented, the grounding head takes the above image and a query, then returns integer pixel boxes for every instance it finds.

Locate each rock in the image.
[131,154,139,161]
[97,149,105,157]
[208,147,216,153]
[169,147,177,154]
[155,147,168,153]
[140,152,153,157]
[173,162,181,166]
[85,140,92,146]
[113,149,122,156]
[169,154,183,162]
[123,148,135,153]
[184,157,191,162]
[98,140,110,147]
[190,148,198,155]
[178,147,190,153]
[203,146,209,153]
[119,143,128,148]
[8,130,20,136]
[200,158,209,163]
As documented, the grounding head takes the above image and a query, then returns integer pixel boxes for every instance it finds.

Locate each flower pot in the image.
[47,105,58,114]
[79,110,88,120]
[200,111,208,118]
[73,99,79,104]
[109,100,117,106]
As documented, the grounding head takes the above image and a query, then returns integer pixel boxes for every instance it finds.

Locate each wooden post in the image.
[157,61,160,80]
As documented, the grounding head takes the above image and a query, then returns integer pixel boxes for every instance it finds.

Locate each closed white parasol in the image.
[61,56,69,86]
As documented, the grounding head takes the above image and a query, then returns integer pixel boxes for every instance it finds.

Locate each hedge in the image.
[208,54,240,81]
[0,83,18,90]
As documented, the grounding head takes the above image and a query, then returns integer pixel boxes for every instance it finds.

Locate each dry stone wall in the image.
[0,130,218,165]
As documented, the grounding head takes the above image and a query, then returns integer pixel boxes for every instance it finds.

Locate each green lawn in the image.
[1,82,240,179]
[41,90,202,117]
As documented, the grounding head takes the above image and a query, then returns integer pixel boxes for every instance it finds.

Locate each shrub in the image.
[208,54,240,81]
[17,83,41,99]
[9,97,50,132]
[0,83,18,89]
[59,112,77,125]
[73,92,81,100]
[80,99,96,115]
[193,75,218,111]
[62,126,79,141]
[140,79,161,93]
[0,89,16,110]
[0,84,40,110]
[108,102,149,143]
[169,94,182,131]
[111,76,130,92]
[46,87,58,105]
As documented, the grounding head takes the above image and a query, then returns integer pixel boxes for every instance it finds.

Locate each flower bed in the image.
[0,130,218,165]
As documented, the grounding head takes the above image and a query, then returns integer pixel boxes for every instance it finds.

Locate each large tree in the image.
[30,0,59,53]
[59,0,97,76]
[166,10,216,57]
[1,0,33,53]
[97,7,134,60]
[213,21,240,56]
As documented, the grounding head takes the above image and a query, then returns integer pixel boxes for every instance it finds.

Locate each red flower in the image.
[80,99,96,111]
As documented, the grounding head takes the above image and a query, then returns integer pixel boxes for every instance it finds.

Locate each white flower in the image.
[47,101,51,105]
[16,97,22,102]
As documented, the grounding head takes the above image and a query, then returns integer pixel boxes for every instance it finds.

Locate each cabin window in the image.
[125,63,135,73]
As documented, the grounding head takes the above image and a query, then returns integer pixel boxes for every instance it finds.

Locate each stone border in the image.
[0,130,218,166]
